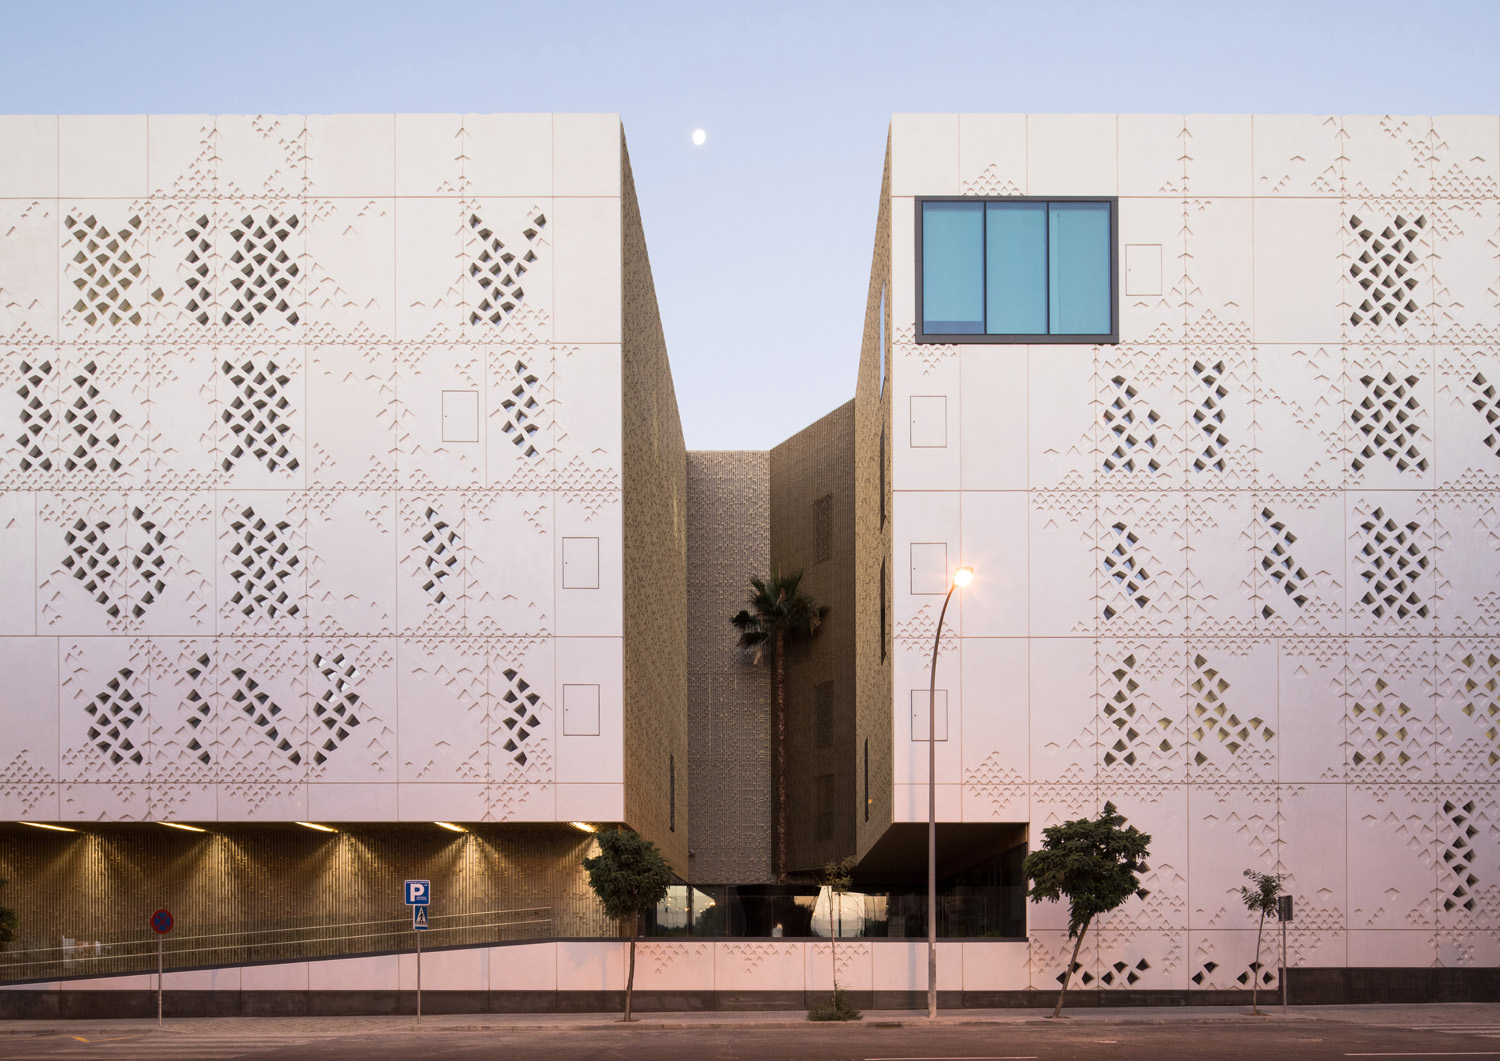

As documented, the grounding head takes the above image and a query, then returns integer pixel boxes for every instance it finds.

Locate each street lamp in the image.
[928,564,972,1020]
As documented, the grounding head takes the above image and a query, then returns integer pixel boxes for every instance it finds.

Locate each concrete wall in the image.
[883,114,1500,988]
[685,451,772,884]
[0,114,650,827]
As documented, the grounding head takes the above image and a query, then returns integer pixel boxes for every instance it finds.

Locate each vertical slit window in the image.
[669,752,676,832]
[1047,201,1112,335]
[863,739,870,822]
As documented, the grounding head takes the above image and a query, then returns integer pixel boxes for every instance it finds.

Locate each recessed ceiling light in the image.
[158,821,206,833]
[569,821,597,833]
[295,821,337,833]
[19,821,76,833]
[433,821,467,833]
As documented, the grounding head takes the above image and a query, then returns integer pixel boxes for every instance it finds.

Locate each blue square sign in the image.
[404,879,430,906]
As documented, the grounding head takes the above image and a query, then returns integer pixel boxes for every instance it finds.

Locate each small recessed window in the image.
[917,197,1117,344]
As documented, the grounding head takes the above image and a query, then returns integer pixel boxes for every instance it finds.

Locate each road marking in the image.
[1345,1053,1500,1057]
[865,1057,1039,1060]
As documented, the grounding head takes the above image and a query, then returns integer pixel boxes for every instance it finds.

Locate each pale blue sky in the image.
[3,0,1497,448]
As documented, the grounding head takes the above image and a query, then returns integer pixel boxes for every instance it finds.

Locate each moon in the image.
[691,128,707,147]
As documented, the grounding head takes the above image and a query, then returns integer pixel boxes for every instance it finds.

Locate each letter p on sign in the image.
[404,879,430,906]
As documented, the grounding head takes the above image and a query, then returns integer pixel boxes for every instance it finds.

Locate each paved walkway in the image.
[0,1002,1495,1037]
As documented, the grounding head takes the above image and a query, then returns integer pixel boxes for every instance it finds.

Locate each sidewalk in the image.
[0,1002,1494,1037]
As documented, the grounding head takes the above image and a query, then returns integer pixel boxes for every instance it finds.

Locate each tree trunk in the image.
[773,631,787,883]
[1251,909,1264,1015]
[624,912,638,1022]
[830,889,838,995]
[1052,916,1090,1019]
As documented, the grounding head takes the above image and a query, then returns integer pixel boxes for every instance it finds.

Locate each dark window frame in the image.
[914,195,1120,345]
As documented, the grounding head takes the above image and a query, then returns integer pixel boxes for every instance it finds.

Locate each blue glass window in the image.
[919,197,1115,342]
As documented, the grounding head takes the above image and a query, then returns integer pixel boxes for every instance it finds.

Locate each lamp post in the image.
[928,565,972,1020]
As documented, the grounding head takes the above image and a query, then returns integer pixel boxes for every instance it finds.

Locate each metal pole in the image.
[156,936,162,1027]
[1281,915,1288,1015]
[928,582,957,1021]
[416,928,422,1018]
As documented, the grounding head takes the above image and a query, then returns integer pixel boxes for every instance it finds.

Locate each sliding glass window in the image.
[917,197,1117,343]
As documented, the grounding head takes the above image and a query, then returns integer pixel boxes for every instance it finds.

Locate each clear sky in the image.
[3,0,1497,449]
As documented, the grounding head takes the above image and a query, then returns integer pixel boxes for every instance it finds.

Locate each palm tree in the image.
[731,568,829,882]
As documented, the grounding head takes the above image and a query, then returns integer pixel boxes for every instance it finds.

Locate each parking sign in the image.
[404,879,430,906]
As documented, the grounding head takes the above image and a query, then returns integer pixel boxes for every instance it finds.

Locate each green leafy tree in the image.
[730,568,829,882]
[809,855,861,1022]
[1023,802,1152,1018]
[1239,868,1288,1016]
[582,829,673,1022]
[0,878,15,951]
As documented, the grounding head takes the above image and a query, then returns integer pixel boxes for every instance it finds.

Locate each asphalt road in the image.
[0,1018,1499,1061]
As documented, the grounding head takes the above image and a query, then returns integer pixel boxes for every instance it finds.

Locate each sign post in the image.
[1277,894,1294,1015]
[404,881,430,1018]
[149,909,174,1026]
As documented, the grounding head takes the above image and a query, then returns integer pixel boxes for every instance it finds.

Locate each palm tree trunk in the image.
[774,631,787,883]
[624,912,638,1022]
[1052,916,1090,1019]
[1251,909,1264,1015]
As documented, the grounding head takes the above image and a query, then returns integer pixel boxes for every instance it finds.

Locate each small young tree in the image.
[809,855,861,1021]
[1023,802,1151,1018]
[1239,868,1288,1016]
[0,878,16,951]
[582,829,673,1022]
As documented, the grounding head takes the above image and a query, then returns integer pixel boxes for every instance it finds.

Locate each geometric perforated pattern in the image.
[419,506,461,603]
[1348,213,1424,328]
[497,666,542,766]
[64,213,161,327]
[226,506,301,619]
[1189,653,1272,765]
[183,653,213,766]
[15,358,53,472]
[62,517,121,618]
[499,359,543,460]
[1458,651,1500,768]
[1190,359,1227,473]
[183,213,214,326]
[1349,677,1417,768]
[128,506,167,619]
[1102,522,1152,619]
[1470,372,1500,459]
[311,652,362,766]
[61,360,123,473]
[1099,957,1151,986]
[1356,508,1429,620]
[84,668,145,767]
[1102,375,1161,474]
[1258,507,1309,619]
[1350,372,1427,473]
[221,357,299,473]
[1441,799,1479,913]
[467,210,546,326]
[1101,653,1174,767]
[229,666,301,766]
[222,214,300,326]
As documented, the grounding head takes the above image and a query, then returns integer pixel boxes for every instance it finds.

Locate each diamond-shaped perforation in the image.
[1189,653,1273,765]
[1258,507,1309,619]
[85,668,144,767]
[1100,957,1152,986]
[1102,522,1151,620]
[1440,798,1479,913]
[311,652,362,766]
[227,506,301,619]
[1457,651,1500,767]
[497,666,542,766]
[1102,376,1161,474]
[1101,654,1175,767]
[1350,372,1427,473]
[420,506,461,603]
[468,210,546,325]
[129,506,167,619]
[223,213,300,326]
[1357,508,1429,620]
[62,517,122,618]
[183,653,213,766]
[1470,372,1500,458]
[500,359,543,460]
[65,213,162,327]
[183,213,214,326]
[15,359,53,471]
[1350,676,1418,768]
[221,357,299,473]
[1191,360,1228,473]
[1348,213,1425,327]
[61,360,123,473]
[228,666,301,766]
